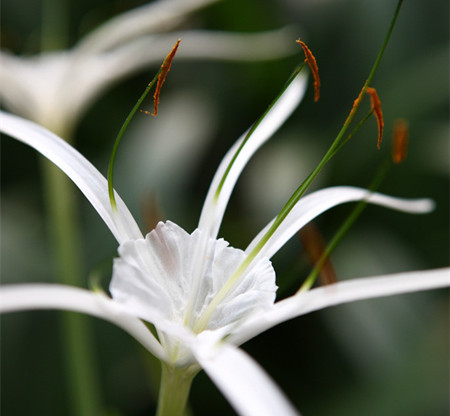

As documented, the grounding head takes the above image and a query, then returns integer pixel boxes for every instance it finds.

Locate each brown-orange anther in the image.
[366,87,384,149]
[152,39,181,116]
[391,119,409,164]
[296,38,320,102]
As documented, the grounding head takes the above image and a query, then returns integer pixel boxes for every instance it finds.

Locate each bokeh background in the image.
[1,0,448,415]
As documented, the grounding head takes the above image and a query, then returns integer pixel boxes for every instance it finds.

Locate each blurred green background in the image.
[1,0,448,415]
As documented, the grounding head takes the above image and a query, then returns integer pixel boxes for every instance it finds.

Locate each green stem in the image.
[40,143,103,416]
[41,0,69,50]
[40,2,103,415]
[156,364,198,416]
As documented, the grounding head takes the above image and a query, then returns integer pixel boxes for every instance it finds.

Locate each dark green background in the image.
[1,0,448,415]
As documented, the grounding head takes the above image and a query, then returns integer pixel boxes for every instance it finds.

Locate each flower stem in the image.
[156,364,198,416]
[41,160,103,416]
[40,2,103,415]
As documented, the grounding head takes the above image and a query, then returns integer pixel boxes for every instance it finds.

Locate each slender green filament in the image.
[191,64,305,332]
[107,69,163,211]
[194,0,404,331]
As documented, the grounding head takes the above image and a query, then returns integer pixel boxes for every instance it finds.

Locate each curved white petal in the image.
[194,334,300,416]
[0,284,167,361]
[230,268,450,345]
[0,111,142,243]
[246,186,435,261]
[198,73,308,239]
[74,0,219,56]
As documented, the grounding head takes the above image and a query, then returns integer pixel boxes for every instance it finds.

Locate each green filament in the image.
[107,69,164,211]
[243,0,405,276]
[195,0,405,331]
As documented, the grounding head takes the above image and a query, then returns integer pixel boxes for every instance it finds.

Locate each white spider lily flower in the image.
[1,74,449,415]
[0,0,296,135]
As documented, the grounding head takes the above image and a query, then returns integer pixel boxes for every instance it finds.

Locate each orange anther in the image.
[296,38,320,102]
[391,119,409,164]
[366,87,384,149]
[152,39,181,116]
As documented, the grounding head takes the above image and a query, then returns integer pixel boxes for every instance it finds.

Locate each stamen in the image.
[152,39,181,116]
[366,87,384,149]
[107,39,181,212]
[299,223,337,286]
[197,0,405,326]
[296,38,320,102]
[391,118,409,164]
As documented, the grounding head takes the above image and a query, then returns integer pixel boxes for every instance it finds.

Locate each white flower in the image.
[0,74,449,415]
[0,0,297,135]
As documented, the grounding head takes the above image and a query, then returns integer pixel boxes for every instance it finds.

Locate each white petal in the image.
[0,284,167,361]
[0,52,35,119]
[194,334,300,416]
[0,52,72,127]
[74,0,219,56]
[172,27,297,61]
[0,111,142,243]
[230,268,450,345]
[246,186,434,261]
[105,27,298,73]
[198,73,308,239]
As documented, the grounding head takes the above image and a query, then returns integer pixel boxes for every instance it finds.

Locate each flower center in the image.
[109,221,277,337]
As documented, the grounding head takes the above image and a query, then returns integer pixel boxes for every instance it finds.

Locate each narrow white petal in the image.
[246,186,434,261]
[198,73,308,239]
[74,0,219,56]
[0,111,142,243]
[0,284,167,361]
[194,335,300,416]
[230,268,450,345]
